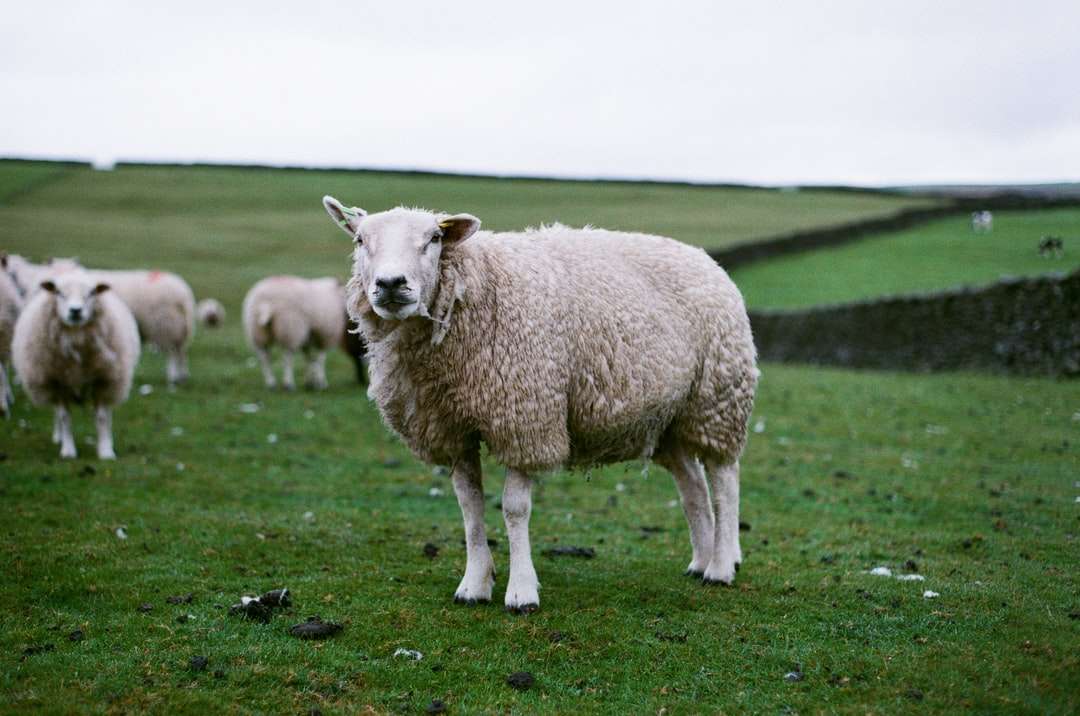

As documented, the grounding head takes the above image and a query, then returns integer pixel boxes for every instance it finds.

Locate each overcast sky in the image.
[2,1,1077,185]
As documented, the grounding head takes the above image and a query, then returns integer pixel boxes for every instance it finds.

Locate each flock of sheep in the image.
[0,254,362,459]
[2,195,760,611]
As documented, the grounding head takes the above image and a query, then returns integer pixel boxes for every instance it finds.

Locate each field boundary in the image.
[749,269,1080,377]
[709,194,1080,270]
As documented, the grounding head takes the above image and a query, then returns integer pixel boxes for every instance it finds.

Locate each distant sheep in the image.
[242,276,345,390]
[323,197,758,613]
[12,269,140,459]
[5,256,195,385]
[971,210,993,233]
[1038,236,1064,258]
[0,254,23,418]
[197,298,226,327]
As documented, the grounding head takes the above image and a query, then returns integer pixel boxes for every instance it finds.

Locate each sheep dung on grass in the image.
[12,269,140,459]
[323,197,759,613]
[242,276,346,391]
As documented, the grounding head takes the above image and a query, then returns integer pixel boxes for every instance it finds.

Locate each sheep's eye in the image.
[426,232,442,250]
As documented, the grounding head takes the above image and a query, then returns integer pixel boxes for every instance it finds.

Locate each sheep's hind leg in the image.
[95,404,116,460]
[56,405,76,459]
[255,348,276,389]
[281,350,296,391]
[503,469,539,613]
[702,459,741,585]
[165,348,182,386]
[0,362,11,418]
[658,446,715,577]
[452,453,495,604]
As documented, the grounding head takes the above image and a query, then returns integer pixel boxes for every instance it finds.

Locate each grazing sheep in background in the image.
[3,254,78,298]
[5,256,195,385]
[341,315,368,385]
[197,298,226,327]
[971,210,993,233]
[0,254,23,418]
[12,269,140,459]
[323,197,758,613]
[242,276,345,390]
[1038,236,1064,258]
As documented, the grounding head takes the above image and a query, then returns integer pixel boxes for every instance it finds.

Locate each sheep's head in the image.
[40,271,110,328]
[323,197,479,322]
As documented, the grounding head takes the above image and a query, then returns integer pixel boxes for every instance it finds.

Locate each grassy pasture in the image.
[733,208,1080,310]
[1,162,1077,714]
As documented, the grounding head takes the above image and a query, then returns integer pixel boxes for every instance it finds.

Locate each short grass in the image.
[2,162,1077,714]
[733,208,1080,310]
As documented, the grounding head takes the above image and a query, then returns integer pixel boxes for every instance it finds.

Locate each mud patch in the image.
[289,616,343,640]
[541,546,595,559]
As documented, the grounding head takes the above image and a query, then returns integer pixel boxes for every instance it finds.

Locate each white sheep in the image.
[241,276,346,390]
[323,197,759,613]
[12,269,140,459]
[971,210,993,233]
[0,254,24,418]
[196,298,226,328]
[5,256,195,385]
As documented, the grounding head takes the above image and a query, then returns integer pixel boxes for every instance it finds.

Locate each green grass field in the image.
[733,208,1080,310]
[2,162,1077,714]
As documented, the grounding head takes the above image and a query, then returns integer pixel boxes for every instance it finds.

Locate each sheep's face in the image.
[323,198,480,321]
[41,273,110,328]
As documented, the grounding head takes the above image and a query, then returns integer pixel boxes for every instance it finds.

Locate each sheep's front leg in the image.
[503,469,539,613]
[56,405,76,459]
[95,404,116,460]
[281,350,296,391]
[305,351,329,390]
[0,362,11,418]
[452,454,494,604]
[255,348,276,388]
[702,459,741,585]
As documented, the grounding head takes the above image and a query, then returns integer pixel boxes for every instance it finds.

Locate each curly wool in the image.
[242,276,345,353]
[347,223,758,472]
[87,269,196,354]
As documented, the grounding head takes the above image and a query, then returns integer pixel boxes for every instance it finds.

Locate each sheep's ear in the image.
[323,196,366,238]
[92,283,110,295]
[0,253,7,269]
[437,214,481,245]
[40,280,57,293]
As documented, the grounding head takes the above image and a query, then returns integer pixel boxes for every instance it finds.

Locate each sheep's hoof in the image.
[453,596,491,606]
[702,576,735,587]
[685,569,705,578]
[734,562,741,573]
[505,603,539,615]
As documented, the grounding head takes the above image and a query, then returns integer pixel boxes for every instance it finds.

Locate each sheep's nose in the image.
[68,306,83,320]
[375,275,408,291]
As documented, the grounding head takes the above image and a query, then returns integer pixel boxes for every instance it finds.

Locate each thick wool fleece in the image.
[348,224,758,472]
[13,287,140,408]
[242,276,345,353]
[87,269,196,351]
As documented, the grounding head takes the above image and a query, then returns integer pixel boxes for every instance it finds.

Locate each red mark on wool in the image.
[147,270,163,282]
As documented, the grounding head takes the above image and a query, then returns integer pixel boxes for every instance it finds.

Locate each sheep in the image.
[197,298,226,328]
[241,276,346,390]
[12,269,140,459]
[5,256,195,385]
[323,197,759,613]
[0,254,23,418]
[971,210,993,233]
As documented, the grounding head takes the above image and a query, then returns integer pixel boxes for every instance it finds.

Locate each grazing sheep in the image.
[197,298,226,327]
[323,197,759,612]
[12,269,140,459]
[3,255,79,298]
[242,276,346,390]
[341,314,368,385]
[1038,235,1064,258]
[5,256,195,385]
[971,210,993,233]
[0,254,23,418]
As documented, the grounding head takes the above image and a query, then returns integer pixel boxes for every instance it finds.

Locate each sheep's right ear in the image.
[40,280,57,293]
[92,283,110,295]
[323,196,366,238]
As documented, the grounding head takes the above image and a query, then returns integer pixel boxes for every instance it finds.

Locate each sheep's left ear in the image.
[323,196,367,238]
[92,283,110,295]
[0,253,7,269]
[437,214,481,245]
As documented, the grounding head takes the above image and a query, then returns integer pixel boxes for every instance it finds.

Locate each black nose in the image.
[69,307,83,319]
[375,275,408,291]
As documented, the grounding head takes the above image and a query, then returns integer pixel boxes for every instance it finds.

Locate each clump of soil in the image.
[423,543,440,559]
[166,593,194,605]
[506,671,535,690]
[189,655,208,672]
[289,616,343,640]
[541,546,595,559]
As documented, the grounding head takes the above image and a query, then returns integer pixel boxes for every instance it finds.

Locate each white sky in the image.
[2,1,1078,185]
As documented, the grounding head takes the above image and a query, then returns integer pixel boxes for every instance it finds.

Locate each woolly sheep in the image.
[12,269,140,459]
[5,256,195,385]
[196,298,226,328]
[323,197,759,613]
[0,255,23,418]
[971,210,993,233]
[242,276,346,390]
